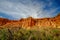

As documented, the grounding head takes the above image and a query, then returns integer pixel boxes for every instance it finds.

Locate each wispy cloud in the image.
[0,0,60,19]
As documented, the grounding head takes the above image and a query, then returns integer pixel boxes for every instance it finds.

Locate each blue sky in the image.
[0,0,60,20]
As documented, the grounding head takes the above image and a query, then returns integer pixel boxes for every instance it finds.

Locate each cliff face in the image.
[0,14,60,28]
[0,18,10,25]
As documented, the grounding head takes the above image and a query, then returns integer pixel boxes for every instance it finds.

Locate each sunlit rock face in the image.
[0,14,60,28]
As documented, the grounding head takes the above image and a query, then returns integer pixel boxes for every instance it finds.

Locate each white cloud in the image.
[0,0,59,19]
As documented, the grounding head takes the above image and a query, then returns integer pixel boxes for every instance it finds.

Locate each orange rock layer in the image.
[0,14,60,28]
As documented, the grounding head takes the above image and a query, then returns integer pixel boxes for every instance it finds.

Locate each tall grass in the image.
[0,27,60,40]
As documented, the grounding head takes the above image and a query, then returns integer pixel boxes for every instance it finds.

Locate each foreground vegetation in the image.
[0,27,60,40]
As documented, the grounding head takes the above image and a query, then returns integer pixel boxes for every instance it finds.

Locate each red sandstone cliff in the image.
[0,14,60,28]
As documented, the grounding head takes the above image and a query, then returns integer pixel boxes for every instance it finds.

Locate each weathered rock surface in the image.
[0,14,60,28]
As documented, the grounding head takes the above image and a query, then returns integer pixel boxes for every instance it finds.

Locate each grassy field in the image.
[0,27,60,40]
